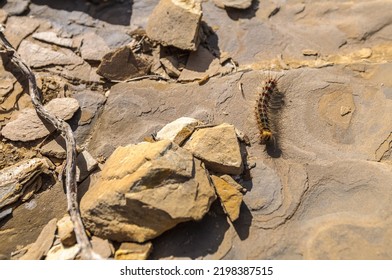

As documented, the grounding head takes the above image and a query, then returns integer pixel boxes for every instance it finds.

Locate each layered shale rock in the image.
[80,140,216,242]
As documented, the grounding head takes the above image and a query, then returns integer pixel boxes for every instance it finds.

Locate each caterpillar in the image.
[255,76,284,147]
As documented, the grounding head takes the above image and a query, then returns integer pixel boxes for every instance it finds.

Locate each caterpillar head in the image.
[260,130,274,143]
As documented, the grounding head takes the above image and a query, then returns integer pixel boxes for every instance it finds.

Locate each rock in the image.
[156,117,200,145]
[115,242,153,260]
[184,123,243,175]
[0,158,49,209]
[146,0,202,51]
[213,0,253,9]
[32,31,74,48]
[71,90,106,145]
[211,175,243,221]
[80,140,216,242]
[0,9,8,23]
[19,218,57,260]
[91,236,113,259]
[160,57,181,78]
[0,208,12,221]
[57,215,76,247]
[80,32,111,61]
[1,97,79,142]
[96,46,151,81]
[4,16,41,48]
[18,40,84,68]
[178,46,222,82]
[2,0,30,16]
[45,243,80,260]
[76,150,98,183]
[40,136,66,159]
[0,77,16,104]
[302,49,319,56]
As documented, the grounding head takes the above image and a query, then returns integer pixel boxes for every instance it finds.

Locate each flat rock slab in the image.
[1,97,79,142]
[32,31,74,48]
[213,0,253,9]
[80,139,216,242]
[184,123,243,175]
[156,117,200,145]
[146,0,202,50]
[80,32,110,62]
[115,242,153,260]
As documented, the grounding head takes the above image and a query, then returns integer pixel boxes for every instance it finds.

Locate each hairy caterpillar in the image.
[255,76,284,148]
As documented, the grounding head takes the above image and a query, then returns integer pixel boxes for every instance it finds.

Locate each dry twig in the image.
[0,29,99,259]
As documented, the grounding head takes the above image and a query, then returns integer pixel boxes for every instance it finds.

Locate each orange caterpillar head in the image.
[260,130,274,143]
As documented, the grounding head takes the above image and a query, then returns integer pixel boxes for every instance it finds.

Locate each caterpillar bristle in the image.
[255,75,284,150]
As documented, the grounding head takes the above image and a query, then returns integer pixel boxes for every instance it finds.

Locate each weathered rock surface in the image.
[19,218,57,260]
[146,0,202,50]
[3,16,41,48]
[211,175,243,221]
[1,97,79,141]
[81,140,216,242]
[184,123,243,175]
[57,215,76,247]
[156,117,200,145]
[213,0,253,10]
[0,158,49,209]
[97,46,151,81]
[18,40,84,68]
[2,0,30,16]
[40,136,66,159]
[91,236,113,259]
[32,31,74,48]
[115,242,153,260]
[46,243,80,260]
[76,150,98,183]
[80,32,111,62]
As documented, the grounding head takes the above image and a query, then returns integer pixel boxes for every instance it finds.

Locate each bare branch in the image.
[0,30,100,260]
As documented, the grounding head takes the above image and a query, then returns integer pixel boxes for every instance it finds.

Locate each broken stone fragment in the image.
[76,150,98,183]
[184,123,243,175]
[40,136,66,159]
[96,45,151,81]
[32,31,74,48]
[211,175,243,222]
[19,218,57,260]
[45,243,80,260]
[80,32,111,62]
[114,242,153,260]
[213,0,253,9]
[156,117,200,145]
[91,236,114,259]
[0,158,50,209]
[146,0,202,51]
[57,215,76,247]
[1,97,79,142]
[80,139,216,242]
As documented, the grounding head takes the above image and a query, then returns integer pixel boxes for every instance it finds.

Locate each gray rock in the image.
[80,32,111,62]
[146,0,202,50]
[2,0,30,16]
[40,136,66,159]
[1,98,79,142]
[76,150,98,183]
[18,40,84,68]
[32,31,74,48]
[91,236,113,259]
[80,140,216,242]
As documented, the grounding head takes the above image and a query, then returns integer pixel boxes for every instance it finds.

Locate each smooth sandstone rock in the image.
[156,117,200,145]
[80,140,216,242]
[184,123,243,175]
[146,0,202,50]
[91,236,114,259]
[1,98,79,142]
[45,243,80,260]
[114,242,153,260]
[211,175,243,221]
[213,0,253,10]
[57,215,76,247]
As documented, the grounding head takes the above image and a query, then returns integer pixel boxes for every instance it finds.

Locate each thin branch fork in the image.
[0,30,99,259]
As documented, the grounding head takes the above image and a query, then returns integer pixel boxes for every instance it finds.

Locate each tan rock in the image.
[156,117,200,145]
[19,218,57,260]
[40,136,66,159]
[57,215,76,247]
[184,123,243,175]
[33,31,74,48]
[211,175,243,221]
[45,243,80,260]
[114,242,153,260]
[76,150,98,183]
[91,236,114,259]
[80,32,111,61]
[4,17,41,48]
[146,0,202,51]
[1,97,79,142]
[80,140,216,242]
[97,45,151,81]
[213,0,253,9]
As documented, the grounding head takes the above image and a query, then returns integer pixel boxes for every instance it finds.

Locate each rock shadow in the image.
[225,0,259,21]
[29,0,132,26]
